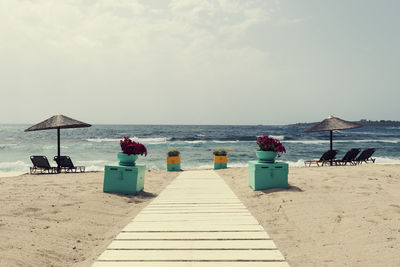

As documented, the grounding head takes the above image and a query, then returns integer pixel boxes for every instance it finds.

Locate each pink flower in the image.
[257,135,286,155]
[120,136,148,156]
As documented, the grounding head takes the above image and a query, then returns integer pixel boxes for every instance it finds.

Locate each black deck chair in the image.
[333,148,361,166]
[353,148,376,164]
[30,156,57,174]
[54,156,85,173]
[304,150,338,167]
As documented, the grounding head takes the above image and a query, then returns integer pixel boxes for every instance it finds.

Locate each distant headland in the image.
[289,119,400,127]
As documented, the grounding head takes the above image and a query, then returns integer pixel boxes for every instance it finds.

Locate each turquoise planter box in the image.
[248,161,289,191]
[167,163,181,171]
[214,163,227,169]
[103,164,145,195]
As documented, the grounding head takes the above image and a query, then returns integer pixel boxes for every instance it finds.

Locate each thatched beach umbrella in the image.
[25,114,91,169]
[305,115,363,152]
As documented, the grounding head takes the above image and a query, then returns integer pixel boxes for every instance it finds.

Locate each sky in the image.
[0,0,399,125]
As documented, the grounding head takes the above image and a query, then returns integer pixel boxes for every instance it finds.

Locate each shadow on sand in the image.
[258,184,303,194]
[105,191,158,204]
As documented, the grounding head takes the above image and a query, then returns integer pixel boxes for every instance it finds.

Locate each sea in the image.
[1,124,400,177]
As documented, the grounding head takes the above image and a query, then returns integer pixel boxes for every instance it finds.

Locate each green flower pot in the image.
[256,151,277,163]
[117,152,138,166]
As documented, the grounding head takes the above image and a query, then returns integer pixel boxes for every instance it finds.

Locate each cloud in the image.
[0,0,280,123]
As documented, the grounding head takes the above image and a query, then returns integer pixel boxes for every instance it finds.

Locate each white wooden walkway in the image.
[92,170,289,267]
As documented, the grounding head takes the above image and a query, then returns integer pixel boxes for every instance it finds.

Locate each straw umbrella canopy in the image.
[25,114,91,169]
[304,115,363,151]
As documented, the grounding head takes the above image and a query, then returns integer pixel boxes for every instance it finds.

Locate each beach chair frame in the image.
[54,156,85,173]
[30,156,57,174]
[333,148,361,166]
[353,148,376,165]
[304,150,338,167]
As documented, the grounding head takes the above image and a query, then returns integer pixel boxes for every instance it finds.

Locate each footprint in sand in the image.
[23,207,41,213]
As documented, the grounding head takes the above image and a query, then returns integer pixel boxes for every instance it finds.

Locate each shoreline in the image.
[1,161,400,179]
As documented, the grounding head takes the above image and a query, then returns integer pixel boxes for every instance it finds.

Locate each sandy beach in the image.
[0,165,399,266]
[218,164,400,267]
[0,170,179,267]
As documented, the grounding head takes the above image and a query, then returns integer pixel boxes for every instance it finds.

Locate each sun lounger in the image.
[353,148,376,164]
[54,156,85,173]
[30,156,57,174]
[304,150,338,167]
[333,148,361,166]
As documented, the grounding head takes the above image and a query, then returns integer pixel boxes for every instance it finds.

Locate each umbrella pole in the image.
[57,127,61,172]
[330,130,333,166]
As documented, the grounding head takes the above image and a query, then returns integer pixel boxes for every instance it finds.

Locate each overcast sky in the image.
[1,0,398,125]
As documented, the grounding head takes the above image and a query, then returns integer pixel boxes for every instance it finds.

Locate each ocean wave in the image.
[351,139,400,144]
[284,140,329,145]
[42,145,69,150]
[374,156,400,164]
[269,135,285,140]
[84,165,106,172]
[175,140,251,144]
[87,137,168,144]
[212,140,242,144]
[284,139,400,145]
[0,143,18,149]
[225,162,248,168]
[184,140,207,144]
[87,138,121,143]
[76,160,109,165]
[0,161,30,173]
[136,137,168,144]
[283,159,308,167]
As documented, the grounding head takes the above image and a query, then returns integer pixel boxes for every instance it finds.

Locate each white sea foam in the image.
[284,140,329,145]
[374,157,400,164]
[0,143,18,148]
[225,162,248,168]
[284,159,308,167]
[84,165,106,172]
[0,161,30,175]
[285,139,400,145]
[87,138,121,143]
[87,137,168,144]
[351,139,400,144]
[212,140,241,144]
[75,160,111,172]
[184,140,207,144]
[135,137,168,144]
[269,135,285,140]
[43,145,69,149]
[194,164,214,169]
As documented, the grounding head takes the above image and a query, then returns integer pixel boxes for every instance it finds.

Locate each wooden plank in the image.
[134,213,255,218]
[147,203,246,208]
[92,170,289,267]
[108,239,277,249]
[152,201,242,204]
[141,208,249,213]
[139,210,251,215]
[122,223,264,232]
[93,262,290,267]
[133,217,259,224]
[115,231,271,240]
[97,249,285,261]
